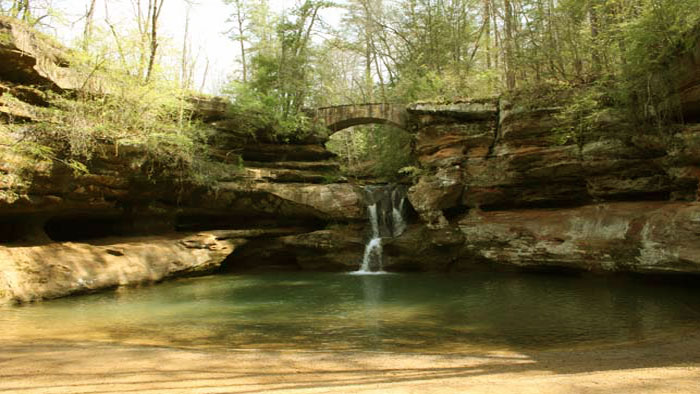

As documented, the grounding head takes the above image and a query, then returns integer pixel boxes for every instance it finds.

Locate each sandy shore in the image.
[2,335,700,394]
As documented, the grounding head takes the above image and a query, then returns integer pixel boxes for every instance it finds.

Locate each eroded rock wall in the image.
[401,99,700,274]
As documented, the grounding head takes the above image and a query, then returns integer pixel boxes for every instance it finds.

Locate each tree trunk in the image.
[483,0,491,69]
[82,0,97,51]
[234,0,247,83]
[144,0,164,83]
[589,0,602,80]
[504,0,516,90]
[200,57,210,92]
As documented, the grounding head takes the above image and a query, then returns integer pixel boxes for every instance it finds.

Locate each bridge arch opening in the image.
[325,123,414,179]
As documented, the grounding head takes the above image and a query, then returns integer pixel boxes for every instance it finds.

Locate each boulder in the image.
[279,226,365,270]
[408,167,464,228]
[383,224,467,271]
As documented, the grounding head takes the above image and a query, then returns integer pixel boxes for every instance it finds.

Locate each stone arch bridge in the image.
[315,103,408,132]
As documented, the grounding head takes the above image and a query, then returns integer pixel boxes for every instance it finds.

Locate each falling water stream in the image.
[356,185,408,274]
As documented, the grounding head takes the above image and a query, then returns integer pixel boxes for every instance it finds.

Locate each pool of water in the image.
[2,272,700,353]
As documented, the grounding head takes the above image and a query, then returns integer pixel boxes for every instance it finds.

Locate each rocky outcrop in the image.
[221,225,366,272]
[2,16,700,305]
[407,167,464,228]
[398,97,700,274]
[458,202,700,274]
[0,16,105,92]
[0,233,237,304]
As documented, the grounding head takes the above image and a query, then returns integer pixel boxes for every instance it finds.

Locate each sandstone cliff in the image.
[0,18,366,304]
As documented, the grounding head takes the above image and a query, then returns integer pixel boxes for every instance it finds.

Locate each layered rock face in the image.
[398,26,700,275]
[399,98,700,274]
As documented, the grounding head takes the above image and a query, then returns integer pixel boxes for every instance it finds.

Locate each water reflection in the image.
[360,274,384,344]
[2,272,700,353]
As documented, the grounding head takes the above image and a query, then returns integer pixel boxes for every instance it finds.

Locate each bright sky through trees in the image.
[50,0,345,93]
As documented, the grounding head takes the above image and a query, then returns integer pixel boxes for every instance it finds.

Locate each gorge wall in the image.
[390,100,700,274]
[1,16,699,304]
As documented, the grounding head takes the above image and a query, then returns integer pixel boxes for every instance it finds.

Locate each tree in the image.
[144,0,165,83]
[0,0,53,25]
[227,0,333,130]
[225,0,249,83]
[180,1,196,90]
[82,0,97,50]
[11,0,30,21]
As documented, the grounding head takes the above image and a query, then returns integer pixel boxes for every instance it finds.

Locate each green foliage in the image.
[370,127,415,178]
[224,0,334,139]
[554,85,607,147]
[398,165,425,180]
[326,125,414,180]
[2,76,233,188]
[614,0,698,126]
[224,80,317,141]
[1,4,242,192]
[510,0,699,136]
[0,30,11,44]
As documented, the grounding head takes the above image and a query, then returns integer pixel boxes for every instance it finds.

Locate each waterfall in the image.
[354,185,409,274]
[391,188,407,236]
[368,204,379,238]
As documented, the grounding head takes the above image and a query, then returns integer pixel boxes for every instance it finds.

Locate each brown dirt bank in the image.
[2,334,700,393]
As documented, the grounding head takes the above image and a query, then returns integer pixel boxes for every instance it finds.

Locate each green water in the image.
[2,272,700,353]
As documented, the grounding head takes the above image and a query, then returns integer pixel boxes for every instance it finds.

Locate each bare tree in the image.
[225,0,249,84]
[129,0,165,82]
[199,57,210,92]
[144,0,165,83]
[181,1,192,89]
[82,0,98,50]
